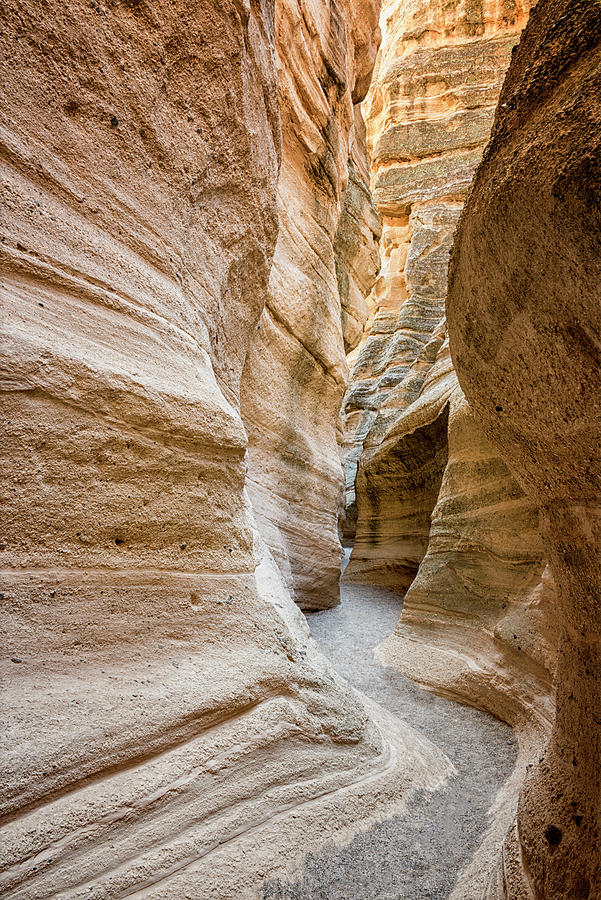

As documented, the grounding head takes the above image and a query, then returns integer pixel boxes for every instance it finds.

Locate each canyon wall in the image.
[340,1,564,892]
[344,0,534,568]
[341,0,559,733]
[0,1,454,896]
[340,0,536,549]
[241,0,382,610]
[335,106,382,358]
[448,1,601,895]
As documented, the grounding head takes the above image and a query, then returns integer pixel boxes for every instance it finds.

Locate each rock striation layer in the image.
[241,0,382,611]
[340,0,536,542]
[0,1,454,897]
[342,0,558,735]
[343,0,534,556]
[448,2,601,895]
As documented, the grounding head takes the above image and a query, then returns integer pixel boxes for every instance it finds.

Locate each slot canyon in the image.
[0,0,599,898]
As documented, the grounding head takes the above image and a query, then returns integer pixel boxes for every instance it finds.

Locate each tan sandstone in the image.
[0,1,454,897]
[241,0,382,611]
[340,1,565,893]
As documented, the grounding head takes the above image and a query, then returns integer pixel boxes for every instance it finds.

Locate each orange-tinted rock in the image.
[341,2,565,892]
[241,0,382,610]
[341,0,533,552]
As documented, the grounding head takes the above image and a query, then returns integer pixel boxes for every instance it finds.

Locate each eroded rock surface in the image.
[0,1,453,896]
[341,0,558,728]
[340,0,534,545]
[448,2,601,895]
[335,106,382,357]
[343,0,557,689]
[241,0,382,611]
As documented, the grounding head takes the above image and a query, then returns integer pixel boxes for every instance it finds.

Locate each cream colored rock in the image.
[342,0,534,544]
[335,106,382,356]
[0,1,454,897]
[376,379,557,737]
[241,0,382,610]
[448,1,601,894]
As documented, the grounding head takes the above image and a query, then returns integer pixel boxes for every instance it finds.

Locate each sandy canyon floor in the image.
[263,550,516,899]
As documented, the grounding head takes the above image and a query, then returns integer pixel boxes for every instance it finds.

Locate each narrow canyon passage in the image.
[264,550,517,900]
[2,1,598,897]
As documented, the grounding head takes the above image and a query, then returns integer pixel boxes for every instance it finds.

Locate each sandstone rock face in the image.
[336,106,382,357]
[342,0,558,728]
[375,365,558,737]
[0,1,454,896]
[240,0,383,611]
[447,2,601,895]
[342,0,533,553]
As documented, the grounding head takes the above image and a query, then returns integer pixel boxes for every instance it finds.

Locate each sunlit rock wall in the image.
[336,105,382,539]
[342,0,557,731]
[0,1,453,896]
[343,0,534,552]
[241,0,382,610]
[336,106,382,357]
[448,2,601,895]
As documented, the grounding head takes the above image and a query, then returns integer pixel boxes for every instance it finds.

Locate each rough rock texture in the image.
[342,0,558,730]
[335,106,382,357]
[0,1,455,897]
[336,106,382,539]
[342,0,534,552]
[447,2,601,896]
[241,0,382,610]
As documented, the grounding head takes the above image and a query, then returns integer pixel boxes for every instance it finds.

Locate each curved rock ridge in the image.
[0,1,455,896]
[343,0,556,726]
[447,1,601,895]
[241,0,383,611]
[335,106,382,357]
[375,374,557,737]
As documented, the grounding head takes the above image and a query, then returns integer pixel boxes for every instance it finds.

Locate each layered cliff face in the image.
[336,106,382,357]
[340,0,534,544]
[448,2,601,895]
[0,1,454,896]
[343,0,533,550]
[241,0,382,610]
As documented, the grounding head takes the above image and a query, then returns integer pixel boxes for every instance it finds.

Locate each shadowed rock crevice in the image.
[345,403,449,590]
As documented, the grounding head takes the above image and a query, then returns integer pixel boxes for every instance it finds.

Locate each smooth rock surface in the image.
[447,2,601,895]
[0,1,453,896]
[339,1,561,891]
[241,0,382,611]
